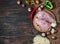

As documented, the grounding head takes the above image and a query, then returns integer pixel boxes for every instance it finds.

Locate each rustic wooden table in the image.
[0,0,60,44]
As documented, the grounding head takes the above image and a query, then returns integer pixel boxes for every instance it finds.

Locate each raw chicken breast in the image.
[35,10,55,31]
[36,10,55,23]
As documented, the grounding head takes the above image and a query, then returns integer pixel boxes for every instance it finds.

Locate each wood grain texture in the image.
[0,0,60,44]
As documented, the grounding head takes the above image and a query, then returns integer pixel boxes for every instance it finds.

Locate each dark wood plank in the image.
[0,0,60,44]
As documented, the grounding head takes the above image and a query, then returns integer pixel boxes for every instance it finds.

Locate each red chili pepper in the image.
[30,7,38,21]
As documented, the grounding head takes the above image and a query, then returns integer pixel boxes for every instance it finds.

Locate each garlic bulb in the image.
[33,35,50,44]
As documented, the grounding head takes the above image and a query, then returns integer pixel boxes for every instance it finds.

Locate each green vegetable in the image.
[44,0,53,10]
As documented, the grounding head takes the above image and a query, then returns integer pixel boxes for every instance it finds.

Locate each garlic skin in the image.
[51,22,57,27]
[33,35,50,44]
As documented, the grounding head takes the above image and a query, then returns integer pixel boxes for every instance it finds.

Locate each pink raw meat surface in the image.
[36,19,51,31]
[36,11,55,23]
[35,10,55,31]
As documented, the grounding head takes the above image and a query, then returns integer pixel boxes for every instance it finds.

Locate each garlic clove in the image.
[51,22,57,27]
[38,7,41,11]
[51,28,56,34]
[28,8,32,12]
[41,33,46,37]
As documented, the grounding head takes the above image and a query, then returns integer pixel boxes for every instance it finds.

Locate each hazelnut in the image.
[35,0,39,4]
[47,32,51,35]
[51,36,57,40]
[21,4,25,8]
[17,0,21,5]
